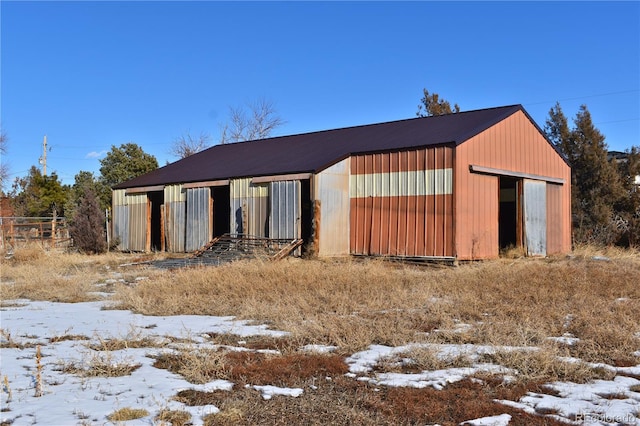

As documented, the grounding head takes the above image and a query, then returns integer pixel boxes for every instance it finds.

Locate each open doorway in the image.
[499,177,520,251]
[148,191,164,251]
[300,179,313,255]
[212,186,230,238]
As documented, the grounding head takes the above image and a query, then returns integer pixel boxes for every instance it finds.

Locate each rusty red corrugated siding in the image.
[350,146,455,257]
[455,110,572,260]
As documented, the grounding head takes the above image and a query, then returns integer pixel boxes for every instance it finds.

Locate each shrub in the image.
[68,186,107,254]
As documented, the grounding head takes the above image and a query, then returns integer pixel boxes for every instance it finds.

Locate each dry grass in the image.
[106,407,149,422]
[112,252,640,364]
[2,245,639,424]
[155,409,192,426]
[0,246,163,303]
[376,346,473,374]
[59,352,142,378]
[154,349,348,386]
[190,375,566,426]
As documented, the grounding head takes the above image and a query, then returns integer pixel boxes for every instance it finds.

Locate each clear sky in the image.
[1,1,639,188]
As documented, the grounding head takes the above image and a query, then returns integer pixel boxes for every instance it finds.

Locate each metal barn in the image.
[112,105,571,260]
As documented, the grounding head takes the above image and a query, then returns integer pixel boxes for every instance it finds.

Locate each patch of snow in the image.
[547,333,580,346]
[252,385,304,400]
[461,413,512,426]
[499,375,640,426]
[302,344,338,353]
[365,364,513,390]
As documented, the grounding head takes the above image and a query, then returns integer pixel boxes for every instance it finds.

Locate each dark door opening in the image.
[499,177,520,250]
[300,179,313,255]
[212,186,230,238]
[148,191,164,251]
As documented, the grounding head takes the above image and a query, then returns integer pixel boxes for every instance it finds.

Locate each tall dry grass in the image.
[0,245,163,303]
[112,251,640,364]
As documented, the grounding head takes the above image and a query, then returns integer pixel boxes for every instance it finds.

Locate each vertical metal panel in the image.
[164,185,185,252]
[126,193,147,252]
[523,180,547,256]
[269,181,300,239]
[349,147,454,258]
[315,158,350,256]
[112,189,129,250]
[546,183,565,255]
[230,178,269,237]
[186,187,211,251]
[455,110,572,259]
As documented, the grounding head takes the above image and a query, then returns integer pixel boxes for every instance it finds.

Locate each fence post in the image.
[52,208,57,247]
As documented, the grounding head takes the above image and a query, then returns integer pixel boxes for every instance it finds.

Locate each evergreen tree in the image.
[544,102,572,160]
[99,143,158,189]
[10,166,69,217]
[615,146,640,246]
[545,104,625,244]
[571,105,624,237]
[69,185,107,254]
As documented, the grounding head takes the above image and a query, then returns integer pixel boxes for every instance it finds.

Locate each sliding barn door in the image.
[523,179,546,256]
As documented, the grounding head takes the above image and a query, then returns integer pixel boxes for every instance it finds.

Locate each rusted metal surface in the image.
[314,158,350,256]
[349,147,455,258]
[126,193,147,252]
[546,183,569,255]
[455,110,571,260]
[230,178,269,237]
[186,187,211,251]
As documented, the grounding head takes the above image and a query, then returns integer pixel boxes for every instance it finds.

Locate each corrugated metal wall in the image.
[523,179,547,256]
[349,147,454,257]
[126,193,148,252]
[112,189,129,250]
[546,183,568,255]
[230,178,269,236]
[455,110,572,260]
[186,187,211,251]
[314,158,350,256]
[164,185,185,252]
[269,181,300,239]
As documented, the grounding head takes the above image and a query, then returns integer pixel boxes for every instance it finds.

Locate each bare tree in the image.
[0,129,9,193]
[169,131,212,159]
[219,98,285,144]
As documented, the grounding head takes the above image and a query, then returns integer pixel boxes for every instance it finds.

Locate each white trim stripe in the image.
[349,169,453,198]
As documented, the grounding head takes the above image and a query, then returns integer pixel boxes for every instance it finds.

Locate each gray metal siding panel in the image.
[230,178,269,237]
[269,181,300,239]
[315,159,350,256]
[523,179,547,256]
[164,185,185,252]
[186,187,211,251]
[113,205,129,250]
[127,193,147,252]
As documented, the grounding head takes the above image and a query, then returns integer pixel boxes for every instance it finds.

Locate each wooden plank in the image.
[183,180,230,189]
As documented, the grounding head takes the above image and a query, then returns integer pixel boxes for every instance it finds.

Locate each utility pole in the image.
[39,135,47,176]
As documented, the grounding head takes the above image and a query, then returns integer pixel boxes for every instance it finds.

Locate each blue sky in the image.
[1,1,639,188]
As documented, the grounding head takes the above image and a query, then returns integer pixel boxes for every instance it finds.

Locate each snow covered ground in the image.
[1,300,639,425]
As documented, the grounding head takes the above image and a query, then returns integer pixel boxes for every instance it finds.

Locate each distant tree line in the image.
[3,90,638,253]
[544,102,640,246]
[3,97,285,254]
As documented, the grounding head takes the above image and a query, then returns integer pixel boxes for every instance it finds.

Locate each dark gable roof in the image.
[115,104,528,189]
